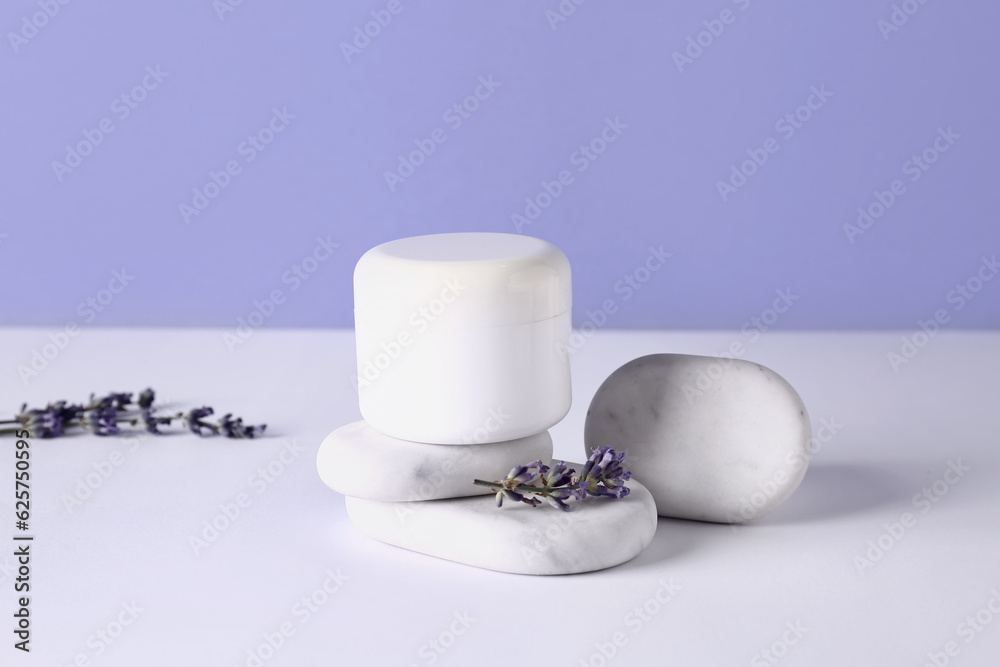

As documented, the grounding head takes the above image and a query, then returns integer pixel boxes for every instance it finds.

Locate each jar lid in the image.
[354,232,571,328]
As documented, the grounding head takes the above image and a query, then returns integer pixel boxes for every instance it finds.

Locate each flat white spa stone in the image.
[345,475,657,575]
[317,421,553,501]
[584,354,812,524]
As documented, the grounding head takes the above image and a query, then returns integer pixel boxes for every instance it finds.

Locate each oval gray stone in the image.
[584,354,811,523]
[317,421,553,501]
[345,475,658,575]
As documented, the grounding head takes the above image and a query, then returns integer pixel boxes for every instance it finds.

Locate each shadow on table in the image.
[756,462,910,525]
[623,462,917,570]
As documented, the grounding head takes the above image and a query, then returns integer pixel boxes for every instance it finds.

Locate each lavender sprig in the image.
[473,447,631,512]
[4,389,266,439]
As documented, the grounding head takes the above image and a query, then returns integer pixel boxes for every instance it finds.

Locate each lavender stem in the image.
[472,480,583,493]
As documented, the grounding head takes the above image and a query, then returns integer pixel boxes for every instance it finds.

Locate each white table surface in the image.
[1,328,998,667]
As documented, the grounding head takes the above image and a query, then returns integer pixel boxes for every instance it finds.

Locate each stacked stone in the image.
[318,421,554,504]
[316,233,657,575]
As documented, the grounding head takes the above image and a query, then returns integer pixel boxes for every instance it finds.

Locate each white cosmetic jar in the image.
[353,232,572,444]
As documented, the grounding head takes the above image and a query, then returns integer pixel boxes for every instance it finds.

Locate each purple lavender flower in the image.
[490,461,546,507]
[17,406,64,438]
[542,460,575,488]
[217,413,267,439]
[46,400,85,423]
[89,392,133,410]
[585,481,631,499]
[580,446,632,499]
[494,488,541,508]
[184,407,215,436]
[137,388,155,409]
[217,414,240,438]
[80,408,120,436]
[136,408,175,434]
[504,460,544,486]
[545,486,581,511]
[496,488,523,506]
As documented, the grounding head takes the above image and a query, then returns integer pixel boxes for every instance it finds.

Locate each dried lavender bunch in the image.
[1,389,266,439]
[473,446,632,512]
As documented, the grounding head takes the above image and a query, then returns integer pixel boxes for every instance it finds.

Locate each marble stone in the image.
[584,353,812,523]
[317,421,553,501]
[345,474,657,575]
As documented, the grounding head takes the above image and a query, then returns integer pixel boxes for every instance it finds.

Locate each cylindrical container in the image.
[353,232,572,444]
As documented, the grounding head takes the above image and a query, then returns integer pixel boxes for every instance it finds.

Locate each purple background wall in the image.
[1,0,997,330]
